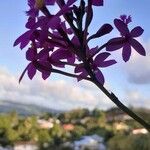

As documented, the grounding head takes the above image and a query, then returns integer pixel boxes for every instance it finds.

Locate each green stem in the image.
[84,62,150,132]
[57,0,150,132]
[51,68,91,81]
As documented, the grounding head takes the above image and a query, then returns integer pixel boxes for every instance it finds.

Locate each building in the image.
[63,124,74,131]
[106,107,132,122]
[14,142,38,150]
[0,146,12,150]
[132,128,148,135]
[74,134,106,150]
[37,117,60,129]
[113,122,129,131]
[37,119,54,129]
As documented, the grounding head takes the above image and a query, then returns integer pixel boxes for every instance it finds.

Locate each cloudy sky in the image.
[0,0,150,111]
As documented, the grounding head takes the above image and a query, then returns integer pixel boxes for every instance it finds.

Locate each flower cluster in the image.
[14,0,145,85]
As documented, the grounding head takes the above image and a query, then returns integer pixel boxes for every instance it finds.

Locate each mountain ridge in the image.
[0,100,61,116]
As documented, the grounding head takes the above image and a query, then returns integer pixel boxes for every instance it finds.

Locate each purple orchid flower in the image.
[106,16,146,62]
[19,44,53,82]
[50,48,76,65]
[14,0,76,50]
[13,0,150,131]
[15,2,145,86]
[19,43,75,82]
[75,50,116,84]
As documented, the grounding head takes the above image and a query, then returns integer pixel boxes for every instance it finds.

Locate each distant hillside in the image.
[0,100,61,116]
[106,107,150,123]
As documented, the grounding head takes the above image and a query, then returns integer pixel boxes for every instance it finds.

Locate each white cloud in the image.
[0,67,114,110]
[1,64,149,111]
[124,89,150,108]
[125,39,150,84]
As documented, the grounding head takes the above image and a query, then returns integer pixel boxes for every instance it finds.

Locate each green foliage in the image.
[0,108,149,149]
[41,112,53,120]
[5,129,20,143]
[71,125,86,140]
[58,108,90,123]
[92,108,104,117]
[108,134,150,150]
[38,129,52,143]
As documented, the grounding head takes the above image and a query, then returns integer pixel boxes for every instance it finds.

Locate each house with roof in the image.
[106,107,132,122]
[0,146,12,150]
[74,134,106,150]
[132,128,148,135]
[37,119,54,129]
[37,117,60,129]
[113,122,129,131]
[13,142,38,150]
[63,124,74,131]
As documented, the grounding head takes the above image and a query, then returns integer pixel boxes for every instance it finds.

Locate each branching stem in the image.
[83,61,150,132]
[51,0,150,131]
[51,68,92,81]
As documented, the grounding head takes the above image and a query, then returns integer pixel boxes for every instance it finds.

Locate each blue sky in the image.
[0,0,150,110]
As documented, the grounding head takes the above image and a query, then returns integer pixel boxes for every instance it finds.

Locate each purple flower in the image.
[26,0,39,17]
[19,45,52,82]
[88,23,113,41]
[13,30,34,49]
[92,0,103,6]
[75,51,116,85]
[14,17,65,49]
[15,1,146,85]
[106,17,146,62]
[50,48,75,65]
[61,21,73,35]
[19,43,75,82]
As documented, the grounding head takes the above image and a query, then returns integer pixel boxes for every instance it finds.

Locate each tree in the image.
[71,125,86,139]
[14,0,150,131]
[108,134,150,150]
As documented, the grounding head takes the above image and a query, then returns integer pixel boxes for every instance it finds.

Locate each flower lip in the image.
[120,15,132,25]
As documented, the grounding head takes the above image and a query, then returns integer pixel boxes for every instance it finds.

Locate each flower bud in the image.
[35,0,45,9]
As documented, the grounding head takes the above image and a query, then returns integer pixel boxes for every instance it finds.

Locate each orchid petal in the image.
[37,61,52,80]
[131,39,146,56]
[27,63,36,80]
[88,24,113,41]
[26,48,36,61]
[48,16,61,30]
[94,52,111,66]
[77,71,88,82]
[114,19,130,36]
[75,65,85,73]
[106,37,125,51]
[14,30,33,49]
[86,46,98,57]
[45,0,55,5]
[122,44,131,62]
[130,26,144,37]
[51,49,73,61]
[94,69,105,85]
[99,60,117,67]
